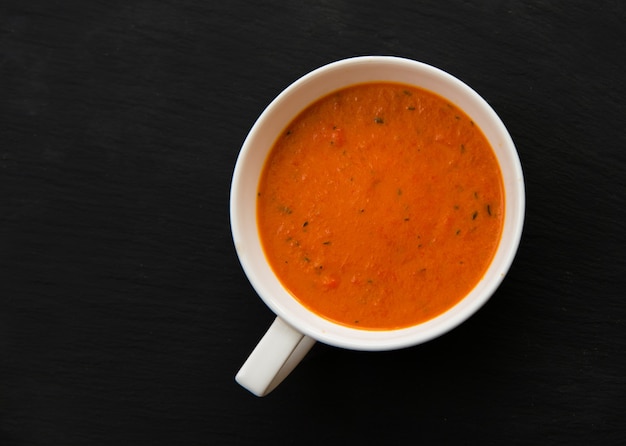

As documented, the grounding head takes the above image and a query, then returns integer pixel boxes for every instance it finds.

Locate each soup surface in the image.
[257,82,504,330]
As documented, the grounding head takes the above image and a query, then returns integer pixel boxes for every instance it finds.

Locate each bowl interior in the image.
[230,56,524,350]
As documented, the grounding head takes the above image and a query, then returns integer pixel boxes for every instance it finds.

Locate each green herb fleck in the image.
[374,117,384,124]
[303,221,309,227]
[487,204,492,216]
[472,211,478,220]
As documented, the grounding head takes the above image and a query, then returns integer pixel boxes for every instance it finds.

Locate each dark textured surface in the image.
[1,1,625,445]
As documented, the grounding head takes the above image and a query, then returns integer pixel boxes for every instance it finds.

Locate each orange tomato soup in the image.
[257,82,504,330]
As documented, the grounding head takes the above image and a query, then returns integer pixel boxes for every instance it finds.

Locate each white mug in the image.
[230,56,525,396]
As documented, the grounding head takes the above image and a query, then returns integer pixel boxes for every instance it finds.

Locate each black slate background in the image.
[1,1,625,445]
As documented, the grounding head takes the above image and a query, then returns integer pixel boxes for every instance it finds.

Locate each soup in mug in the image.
[257,82,504,330]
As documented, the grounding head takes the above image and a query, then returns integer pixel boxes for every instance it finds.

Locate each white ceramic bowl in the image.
[231,56,525,352]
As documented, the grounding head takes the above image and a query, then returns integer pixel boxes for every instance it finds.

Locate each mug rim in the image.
[231,56,525,351]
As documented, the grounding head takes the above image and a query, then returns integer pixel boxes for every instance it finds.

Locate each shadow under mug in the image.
[230,56,525,396]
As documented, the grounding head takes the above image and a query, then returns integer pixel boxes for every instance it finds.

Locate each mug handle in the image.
[236,317,316,396]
